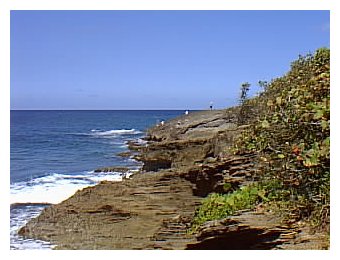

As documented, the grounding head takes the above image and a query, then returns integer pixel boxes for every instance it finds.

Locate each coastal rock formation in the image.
[19,170,201,249]
[139,110,239,172]
[18,109,323,249]
[186,212,292,250]
[186,211,328,250]
[94,166,130,173]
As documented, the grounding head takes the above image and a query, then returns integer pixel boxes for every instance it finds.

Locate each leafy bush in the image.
[191,184,265,232]
[233,48,330,230]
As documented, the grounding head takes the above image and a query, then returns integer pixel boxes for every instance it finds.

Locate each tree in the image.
[258,80,269,93]
[238,82,251,125]
[239,82,250,105]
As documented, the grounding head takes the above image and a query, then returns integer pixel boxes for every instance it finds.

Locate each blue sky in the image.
[10,10,330,110]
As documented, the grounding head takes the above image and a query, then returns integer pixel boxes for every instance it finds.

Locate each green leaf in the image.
[276,97,282,105]
[303,156,319,167]
[321,120,329,131]
[267,100,274,107]
[313,109,324,120]
[323,137,330,146]
[277,154,285,159]
[261,119,270,128]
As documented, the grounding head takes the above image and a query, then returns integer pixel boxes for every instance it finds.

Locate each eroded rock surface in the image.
[19,171,201,249]
[18,109,325,249]
[186,211,328,250]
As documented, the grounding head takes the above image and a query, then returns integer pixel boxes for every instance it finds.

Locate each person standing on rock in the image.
[209,101,213,110]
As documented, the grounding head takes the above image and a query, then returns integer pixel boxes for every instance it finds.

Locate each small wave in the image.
[69,129,142,138]
[91,129,142,136]
[10,203,55,250]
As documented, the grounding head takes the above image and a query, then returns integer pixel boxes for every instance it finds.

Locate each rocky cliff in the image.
[18,109,327,249]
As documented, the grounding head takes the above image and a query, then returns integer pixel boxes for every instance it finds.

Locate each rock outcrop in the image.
[186,211,328,250]
[94,166,130,173]
[19,170,201,249]
[187,212,292,250]
[139,110,239,172]
[18,109,324,249]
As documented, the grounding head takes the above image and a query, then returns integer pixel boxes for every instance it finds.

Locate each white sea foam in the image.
[10,171,127,205]
[136,138,148,144]
[90,129,142,136]
[10,204,55,249]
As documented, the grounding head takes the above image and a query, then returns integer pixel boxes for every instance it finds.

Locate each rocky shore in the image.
[18,109,327,249]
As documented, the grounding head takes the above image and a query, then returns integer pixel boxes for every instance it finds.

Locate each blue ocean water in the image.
[10,110,184,249]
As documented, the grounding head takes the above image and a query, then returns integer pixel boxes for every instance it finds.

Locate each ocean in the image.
[10,110,185,249]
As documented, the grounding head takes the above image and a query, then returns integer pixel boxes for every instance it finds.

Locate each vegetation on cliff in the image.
[192,48,330,234]
[191,183,265,231]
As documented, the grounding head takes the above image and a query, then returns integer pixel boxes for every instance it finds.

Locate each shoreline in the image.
[17,109,234,249]
[11,134,145,249]
[17,108,327,249]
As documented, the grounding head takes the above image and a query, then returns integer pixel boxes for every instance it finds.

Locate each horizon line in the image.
[10,108,210,111]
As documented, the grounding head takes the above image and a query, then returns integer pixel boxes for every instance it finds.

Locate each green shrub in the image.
[191,184,264,232]
[233,48,330,230]
[190,48,330,234]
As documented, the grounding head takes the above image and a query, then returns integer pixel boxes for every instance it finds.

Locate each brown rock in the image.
[18,171,201,249]
[186,212,290,250]
[94,166,130,173]
[116,151,133,158]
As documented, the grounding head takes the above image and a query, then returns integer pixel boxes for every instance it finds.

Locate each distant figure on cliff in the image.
[209,101,213,110]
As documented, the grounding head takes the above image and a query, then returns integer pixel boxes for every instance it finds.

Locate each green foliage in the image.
[233,48,330,230]
[222,182,233,193]
[191,184,264,232]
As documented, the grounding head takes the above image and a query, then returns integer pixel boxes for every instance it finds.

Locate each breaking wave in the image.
[10,170,136,205]
[89,129,142,136]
